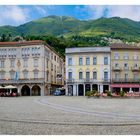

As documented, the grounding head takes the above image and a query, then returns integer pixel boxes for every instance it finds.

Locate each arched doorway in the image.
[78,84,84,96]
[32,85,41,96]
[21,85,30,96]
[85,84,90,93]
[92,84,98,91]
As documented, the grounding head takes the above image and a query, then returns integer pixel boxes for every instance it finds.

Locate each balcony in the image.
[112,78,140,83]
[0,78,45,84]
[131,66,140,71]
[66,79,75,84]
[112,66,121,71]
[124,67,129,70]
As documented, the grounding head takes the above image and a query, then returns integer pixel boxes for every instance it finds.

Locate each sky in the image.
[0,5,140,26]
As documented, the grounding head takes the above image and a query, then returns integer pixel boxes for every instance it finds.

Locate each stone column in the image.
[98,85,100,93]
[30,87,32,96]
[66,85,68,96]
[100,84,103,94]
[40,85,45,96]
[120,87,123,91]
[76,84,78,96]
[90,84,92,91]
[109,85,111,92]
[84,84,85,96]
[73,84,77,96]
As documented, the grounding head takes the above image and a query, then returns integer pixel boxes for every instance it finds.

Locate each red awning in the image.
[110,84,140,88]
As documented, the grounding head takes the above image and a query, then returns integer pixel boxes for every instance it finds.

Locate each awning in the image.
[111,84,140,88]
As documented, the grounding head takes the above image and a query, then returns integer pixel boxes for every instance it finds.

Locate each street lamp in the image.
[16,60,21,95]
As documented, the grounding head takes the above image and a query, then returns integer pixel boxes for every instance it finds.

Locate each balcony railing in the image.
[131,66,140,71]
[124,67,129,70]
[112,78,140,83]
[0,78,45,84]
[66,78,110,83]
[112,66,121,71]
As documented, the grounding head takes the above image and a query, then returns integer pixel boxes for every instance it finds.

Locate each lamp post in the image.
[16,60,21,95]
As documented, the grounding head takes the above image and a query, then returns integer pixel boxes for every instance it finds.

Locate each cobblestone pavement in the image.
[0,96,140,135]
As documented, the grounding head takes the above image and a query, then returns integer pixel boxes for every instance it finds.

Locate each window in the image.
[104,72,108,81]
[93,57,97,65]
[125,73,128,81]
[124,63,128,69]
[79,57,83,65]
[114,52,119,60]
[134,63,138,68]
[23,71,28,79]
[93,71,97,80]
[68,58,72,66]
[23,59,28,68]
[134,73,138,81]
[115,63,119,68]
[104,57,108,65]
[68,72,72,80]
[0,60,5,68]
[86,72,90,80]
[54,55,56,61]
[34,59,38,67]
[115,73,119,81]
[51,63,53,70]
[51,53,53,60]
[79,72,83,79]
[10,59,15,68]
[86,57,90,65]
[134,54,138,60]
[0,72,5,79]
[46,59,49,68]
[34,71,38,79]
[10,72,15,80]
[124,52,128,60]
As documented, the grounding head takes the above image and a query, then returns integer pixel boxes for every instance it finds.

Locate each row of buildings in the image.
[0,40,65,96]
[0,40,140,96]
[65,44,140,96]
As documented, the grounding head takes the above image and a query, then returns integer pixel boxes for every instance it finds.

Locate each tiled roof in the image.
[110,43,140,49]
[0,40,45,46]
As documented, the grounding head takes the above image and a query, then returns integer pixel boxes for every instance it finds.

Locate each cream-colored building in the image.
[0,40,65,96]
[65,47,111,96]
[110,43,140,93]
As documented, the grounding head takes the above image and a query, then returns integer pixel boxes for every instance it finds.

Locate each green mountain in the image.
[0,16,140,41]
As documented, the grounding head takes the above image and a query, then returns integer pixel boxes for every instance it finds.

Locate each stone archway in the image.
[21,85,30,96]
[31,85,41,96]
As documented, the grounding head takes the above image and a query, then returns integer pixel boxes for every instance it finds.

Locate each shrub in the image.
[85,91,92,97]
[106,90,112,97]
[119,90,125,97]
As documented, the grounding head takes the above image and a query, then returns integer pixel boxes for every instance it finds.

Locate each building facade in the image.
[65,47,111,96]
[110,44,140,93]
[0,41,65,96]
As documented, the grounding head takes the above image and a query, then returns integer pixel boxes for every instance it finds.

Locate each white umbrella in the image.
[4,85,17,93]
[0,86,4,89]
[4,85,16,89]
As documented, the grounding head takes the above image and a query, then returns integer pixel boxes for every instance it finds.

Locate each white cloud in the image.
[82,5,140,21]
[0,6,30,26]
[34,6,48,16]
[106,6,140,21]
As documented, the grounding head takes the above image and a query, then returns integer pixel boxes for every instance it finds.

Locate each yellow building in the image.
[65,47,111,96]
[0,40,65,96]
[110,43,140,93]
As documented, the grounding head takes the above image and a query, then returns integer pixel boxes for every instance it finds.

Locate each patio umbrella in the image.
[4,85,17,93]
[4,85,16,89]
[0,86,4,89]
